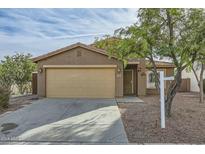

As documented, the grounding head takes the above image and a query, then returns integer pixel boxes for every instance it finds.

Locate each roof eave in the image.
[32,42,118,63]
[146,65,175,68]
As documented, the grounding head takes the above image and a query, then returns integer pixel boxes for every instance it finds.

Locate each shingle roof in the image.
[145,60,175,68]
[128,58,175,68]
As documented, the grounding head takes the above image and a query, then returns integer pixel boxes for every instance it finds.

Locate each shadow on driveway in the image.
[0,98,128,144]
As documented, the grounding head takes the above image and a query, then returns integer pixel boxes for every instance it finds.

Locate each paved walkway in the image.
[0,98,128,144]
[116,96,144,103]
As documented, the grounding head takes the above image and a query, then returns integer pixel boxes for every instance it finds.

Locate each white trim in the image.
[159,71,174,129]
[159,71,165,128]
[164,76,174,80]
[43,65,117,68]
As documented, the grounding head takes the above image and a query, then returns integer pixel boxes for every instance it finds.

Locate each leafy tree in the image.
[0,59,15,90]
[12,53,36,94]
[0,86,10,108]
[94,35,137,66]
[0,53,36,95]
[95,8,204,117]
[0,58,15,108]
[190,20,205,103]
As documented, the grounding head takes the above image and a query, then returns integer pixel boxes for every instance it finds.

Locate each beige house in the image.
[32,42,175,98]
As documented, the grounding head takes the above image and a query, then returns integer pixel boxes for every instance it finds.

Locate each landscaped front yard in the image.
[0,95,39,115]
[118,92,205,144]
[2,92,205,144]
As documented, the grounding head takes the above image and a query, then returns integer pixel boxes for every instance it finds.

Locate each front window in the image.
[148,72,159,83]
[147,70,165,89]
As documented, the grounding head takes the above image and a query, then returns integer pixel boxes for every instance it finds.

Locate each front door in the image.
[123,70,133,95]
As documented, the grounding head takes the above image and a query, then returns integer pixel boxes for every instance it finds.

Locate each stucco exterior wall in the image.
[137,59,146,96]
[182,63,205,92]
[36,47,123,97]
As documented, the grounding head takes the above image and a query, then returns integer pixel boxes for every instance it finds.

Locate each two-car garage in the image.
[45,66,116,98]
[33,43,123,99]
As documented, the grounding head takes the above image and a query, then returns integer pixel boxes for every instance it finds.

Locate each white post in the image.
[159,71,165,128]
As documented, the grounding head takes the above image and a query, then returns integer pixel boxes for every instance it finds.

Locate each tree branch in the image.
[191,65,200,85]
[148,54,160,92]
[166,9,179,67]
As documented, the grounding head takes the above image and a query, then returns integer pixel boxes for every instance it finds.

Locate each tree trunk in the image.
[191,65,200,85]
[165,9,181,117]
[199,64,204,103]
[165,69,182,117]
[192,63,204,103]
[148,56,160,92]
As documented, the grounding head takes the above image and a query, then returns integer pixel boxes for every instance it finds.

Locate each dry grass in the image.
[118,92,205,144]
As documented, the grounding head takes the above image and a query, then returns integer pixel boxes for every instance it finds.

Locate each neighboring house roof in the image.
[32,42,175,68]
[32,42,117,62]
[128,58,175,68]
[145,60,175,68]
[127,58,140,64]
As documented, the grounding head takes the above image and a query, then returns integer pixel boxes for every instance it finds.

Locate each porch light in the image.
[117,68,121,73]
[38,68,43,73]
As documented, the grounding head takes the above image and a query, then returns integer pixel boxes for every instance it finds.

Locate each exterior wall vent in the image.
[77,50,82,57]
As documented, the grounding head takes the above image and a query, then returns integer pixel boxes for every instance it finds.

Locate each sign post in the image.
[159,71,174,128]
[159,71,165,128]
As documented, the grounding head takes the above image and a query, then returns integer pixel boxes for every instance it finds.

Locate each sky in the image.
[0,8,137,60]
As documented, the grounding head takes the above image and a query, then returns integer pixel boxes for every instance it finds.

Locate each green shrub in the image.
[0,86,10,108]
[203,79,205,94]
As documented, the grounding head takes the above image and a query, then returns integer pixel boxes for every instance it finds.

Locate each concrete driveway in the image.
[0,98,128,144]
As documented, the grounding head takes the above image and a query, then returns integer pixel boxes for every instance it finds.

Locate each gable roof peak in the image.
[32,42,117,62]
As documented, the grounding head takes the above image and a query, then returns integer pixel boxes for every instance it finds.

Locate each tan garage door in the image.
[46,68,115,98]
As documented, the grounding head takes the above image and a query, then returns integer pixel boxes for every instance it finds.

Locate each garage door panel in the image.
[46,68,115,98]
